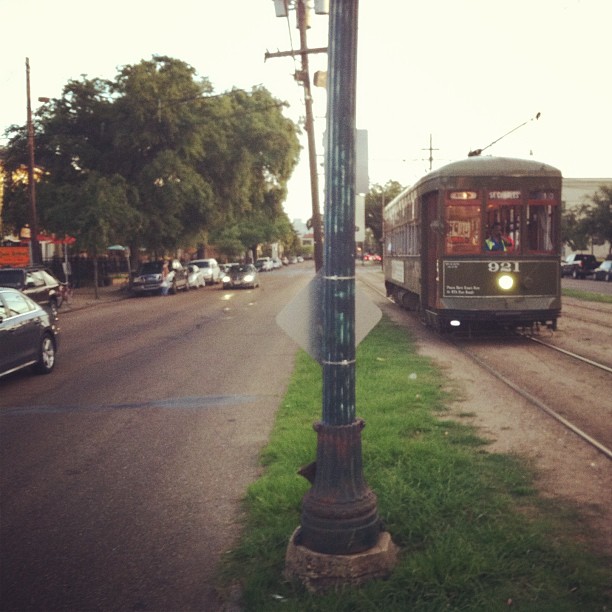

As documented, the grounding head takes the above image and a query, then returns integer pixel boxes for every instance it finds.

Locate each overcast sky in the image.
[2,0,610,222]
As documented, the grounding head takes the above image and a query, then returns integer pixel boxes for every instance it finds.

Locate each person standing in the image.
[161,260,170,295]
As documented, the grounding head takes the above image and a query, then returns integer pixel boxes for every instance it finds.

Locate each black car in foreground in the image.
[0,266,64,316]
[0,287,58,379]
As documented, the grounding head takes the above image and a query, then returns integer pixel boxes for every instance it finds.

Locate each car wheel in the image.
[572,269,578,279]
[34,334,56,374]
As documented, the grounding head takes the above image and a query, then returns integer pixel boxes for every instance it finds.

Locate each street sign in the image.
[276,271,382,362]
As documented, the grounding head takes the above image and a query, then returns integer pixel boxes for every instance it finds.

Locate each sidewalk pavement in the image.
[61,284,130,312]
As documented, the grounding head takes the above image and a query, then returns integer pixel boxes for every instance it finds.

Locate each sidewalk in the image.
[61,284,130,312]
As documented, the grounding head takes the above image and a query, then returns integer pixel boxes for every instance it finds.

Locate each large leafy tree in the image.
[2,56,300,262]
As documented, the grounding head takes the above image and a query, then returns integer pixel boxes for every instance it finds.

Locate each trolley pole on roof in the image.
[285,0,397,591]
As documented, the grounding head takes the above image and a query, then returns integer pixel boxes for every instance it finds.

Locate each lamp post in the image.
[283,0,397,590]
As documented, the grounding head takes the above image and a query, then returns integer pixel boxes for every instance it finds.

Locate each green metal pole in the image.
[298,0,381,555]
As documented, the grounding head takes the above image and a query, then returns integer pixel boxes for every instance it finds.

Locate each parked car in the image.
[185,264,206,288]
[560,253,599,279]
[0,266,63,317]
[0,287,58,379]
[190,259,221,285]
[132,259,189,295]
[271,257,283,269]
[221,263,260,289]
[255,257,274,272]
[592,259,612,282]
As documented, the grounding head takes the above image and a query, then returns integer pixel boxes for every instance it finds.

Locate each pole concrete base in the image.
[284,528,399,594]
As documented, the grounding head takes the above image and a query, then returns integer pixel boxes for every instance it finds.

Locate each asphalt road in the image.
[1,263,314,611]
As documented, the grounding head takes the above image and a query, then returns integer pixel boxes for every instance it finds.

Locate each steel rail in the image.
[356,272,612,461]
[526,336,612,374]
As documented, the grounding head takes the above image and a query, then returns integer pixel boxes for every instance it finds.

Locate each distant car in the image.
[0,287,58,379]
[185,264,206,288]
[0,266,63,317]
[271,257,283,269]
[222,263,260,289]
[560,253,599,279]
[190,259,221,285]
[255,257,274,272]
[132,259,189,295]
[592,259,612,282]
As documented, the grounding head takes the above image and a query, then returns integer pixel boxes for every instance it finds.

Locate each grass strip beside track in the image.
[217,316,611,611]
[562,288,612,304]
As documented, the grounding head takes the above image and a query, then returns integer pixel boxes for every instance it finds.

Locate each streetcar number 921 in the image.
[488,261,520,272]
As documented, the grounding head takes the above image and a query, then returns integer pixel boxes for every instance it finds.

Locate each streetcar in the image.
[383,156,562,332]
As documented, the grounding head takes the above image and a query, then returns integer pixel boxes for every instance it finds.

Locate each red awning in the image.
[36,233,76,245]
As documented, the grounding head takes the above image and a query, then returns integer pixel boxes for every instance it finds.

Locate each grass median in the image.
[217,316,611,611]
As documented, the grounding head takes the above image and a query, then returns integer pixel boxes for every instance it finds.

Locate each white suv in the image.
[255,257,274,272]
[190,258,221,285]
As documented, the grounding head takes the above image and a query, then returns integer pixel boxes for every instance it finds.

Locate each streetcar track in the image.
[453,341,612,460]
[357,271,612,461]
[523,335,612,374]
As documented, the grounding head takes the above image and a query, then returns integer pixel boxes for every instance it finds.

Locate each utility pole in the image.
[266,1,326,272]
[26,57,40,265]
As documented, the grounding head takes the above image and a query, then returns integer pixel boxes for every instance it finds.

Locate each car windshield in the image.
[0,269,23,288]
[235,265,252,273]
[139,262,162,274]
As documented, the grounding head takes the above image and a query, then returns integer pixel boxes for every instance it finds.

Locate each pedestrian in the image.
[161,260,170,295]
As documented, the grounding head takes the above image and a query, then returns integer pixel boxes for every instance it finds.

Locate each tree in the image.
[40,173,140,297]
[365,180,404,248]
[1,56,301,263]
[562,186,612,254]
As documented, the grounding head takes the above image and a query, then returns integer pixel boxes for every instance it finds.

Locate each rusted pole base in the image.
[298,419,381,554]
[284,528,398,594]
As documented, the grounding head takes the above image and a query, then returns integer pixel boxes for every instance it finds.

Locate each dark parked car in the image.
[592,259,612,282]
[222,263,260,289]
[0,287,58,379]
[132,259,189,295]
[0,266,64,317]
[560,253,599,279]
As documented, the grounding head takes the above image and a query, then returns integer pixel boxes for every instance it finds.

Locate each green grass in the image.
[562,287,612,304]
[217,317,611,611]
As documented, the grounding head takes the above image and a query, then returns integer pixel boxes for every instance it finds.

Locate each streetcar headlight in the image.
[497,274,514,290]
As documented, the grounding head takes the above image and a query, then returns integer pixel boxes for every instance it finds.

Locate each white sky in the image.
[1,0,611,223]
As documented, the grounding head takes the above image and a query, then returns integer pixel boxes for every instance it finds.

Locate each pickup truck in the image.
[560,253,599,279]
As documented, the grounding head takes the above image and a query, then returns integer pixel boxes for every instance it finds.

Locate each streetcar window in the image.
[445,205,481,254]
[526,204,556,253]
[485,204,521,253]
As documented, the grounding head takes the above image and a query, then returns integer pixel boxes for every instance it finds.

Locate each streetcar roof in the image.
[423,156,562,180]
[386,156,562,211]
